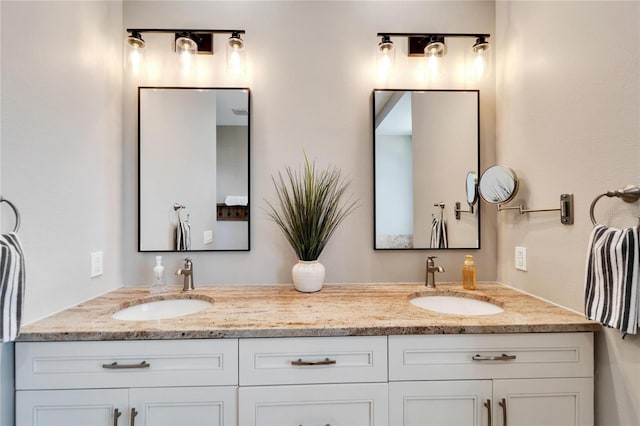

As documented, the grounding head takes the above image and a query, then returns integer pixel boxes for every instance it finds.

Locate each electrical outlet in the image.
[203,230,213,244]
[515,246,527,271]
[91,251,103,278]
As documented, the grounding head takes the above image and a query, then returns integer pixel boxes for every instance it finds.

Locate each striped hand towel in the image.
[0,232,25,342]
[175,214,192,251]
[429,217,448,249]
[584,225,639,336]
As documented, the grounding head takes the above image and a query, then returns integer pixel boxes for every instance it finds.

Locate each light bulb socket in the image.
[424,35,446,57]
[127,31,145,49]
[472,36,490,53]
[175,32,198,55]
[228,32,244,50]
[378,35,394,53]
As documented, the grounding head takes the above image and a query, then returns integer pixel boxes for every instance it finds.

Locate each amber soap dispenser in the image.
[462,255,477,290]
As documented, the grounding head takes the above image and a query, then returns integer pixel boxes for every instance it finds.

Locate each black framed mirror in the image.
[373,89,480,249]
[138,87,250,252]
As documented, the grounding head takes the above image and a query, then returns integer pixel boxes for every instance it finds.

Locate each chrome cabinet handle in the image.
[499,398,507,426]
[130,408,138,426]
[102,361,150,369]
[472,354,516,361]
[291,358,336,366]
[113,408,121,426]
[484,399,492,426]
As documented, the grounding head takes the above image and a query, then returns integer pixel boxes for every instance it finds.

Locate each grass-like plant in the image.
[266,155,358,261]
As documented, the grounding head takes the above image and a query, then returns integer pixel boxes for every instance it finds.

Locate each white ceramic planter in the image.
[292,260,325,293]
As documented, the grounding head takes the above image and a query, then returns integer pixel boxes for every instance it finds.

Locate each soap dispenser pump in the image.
[150,255,168,294]
[462,255,477,290]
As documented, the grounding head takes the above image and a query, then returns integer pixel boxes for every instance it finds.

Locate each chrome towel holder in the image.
[589,184,640,226]
[0,196,20,232]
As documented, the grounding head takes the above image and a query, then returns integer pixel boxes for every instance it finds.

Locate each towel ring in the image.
[589,185,640,226]
[0,197,21,232]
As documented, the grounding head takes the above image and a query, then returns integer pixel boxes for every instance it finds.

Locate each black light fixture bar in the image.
[127,29,246,55]
[127,28,245,35]
[377,32,489,38]
[377,32,490,57]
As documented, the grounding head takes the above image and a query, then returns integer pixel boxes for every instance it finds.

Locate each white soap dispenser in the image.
[150,256,168,294]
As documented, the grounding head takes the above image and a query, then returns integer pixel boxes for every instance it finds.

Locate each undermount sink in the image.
[410,293,504,316]
[112,297,213,321]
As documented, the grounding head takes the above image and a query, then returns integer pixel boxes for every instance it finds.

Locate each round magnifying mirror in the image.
[479,165,519,204]
[465,171,478,207]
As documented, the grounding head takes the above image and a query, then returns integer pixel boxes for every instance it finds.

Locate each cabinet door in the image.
[129,386,237,426]
[389,380,492,426]
[16,389,128,426]
[493,378,593,426]
[238,383,388,426]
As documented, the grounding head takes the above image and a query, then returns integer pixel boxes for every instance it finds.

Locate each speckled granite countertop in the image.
[17,283,600,341]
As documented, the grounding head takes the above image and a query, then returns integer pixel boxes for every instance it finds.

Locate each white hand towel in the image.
[0,232,25,342]
[585,225,639,336]
[224,195,248,206]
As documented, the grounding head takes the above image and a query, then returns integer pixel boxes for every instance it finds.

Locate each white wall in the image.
[495,2,640,424]
[0,0,124,421]
[123,0,497,286]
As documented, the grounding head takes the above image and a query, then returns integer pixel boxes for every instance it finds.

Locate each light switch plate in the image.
[203,230,213,244]
[515,246,527,271]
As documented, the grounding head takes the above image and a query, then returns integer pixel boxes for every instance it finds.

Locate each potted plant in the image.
[266,154,358,292]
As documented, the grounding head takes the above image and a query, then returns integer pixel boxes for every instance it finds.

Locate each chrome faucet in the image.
[176,258,194,291]
[426,256,445,288]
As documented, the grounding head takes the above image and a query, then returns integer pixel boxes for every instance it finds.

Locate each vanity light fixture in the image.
[226,31,246,76]
[175,32,198,56]
[125,28,246,74]
[424,35,446,58]
[376,35,396,80]
[127,31,145,49]
[376,32,491,81]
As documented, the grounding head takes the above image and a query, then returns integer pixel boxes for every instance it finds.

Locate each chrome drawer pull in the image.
[102,361,151,369]
[291,358,336,366]
[472,353,516,361]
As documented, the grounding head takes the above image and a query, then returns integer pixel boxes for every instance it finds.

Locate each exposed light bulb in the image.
[466,38,491,82]
[226,32,246,77]
[128,48,143,75]
[376,36,395,81]
[125,32,145,74]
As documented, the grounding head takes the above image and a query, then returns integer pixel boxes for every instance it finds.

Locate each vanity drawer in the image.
[239,336,387,385]
[389,332,593,381]
[15,339,238,390]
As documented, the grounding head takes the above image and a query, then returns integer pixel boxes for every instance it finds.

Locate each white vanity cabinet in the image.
[15,339,238,426]
[237,336,389,426]
[15,332,594,426]
[388,333,594,426]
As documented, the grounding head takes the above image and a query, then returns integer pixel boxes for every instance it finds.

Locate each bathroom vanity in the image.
[14,283,599,426]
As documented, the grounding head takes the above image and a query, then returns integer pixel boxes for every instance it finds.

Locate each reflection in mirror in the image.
[466,171,478,206]
[139,87,250,252]
[374,90,480,249]
[479,165,519,204]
